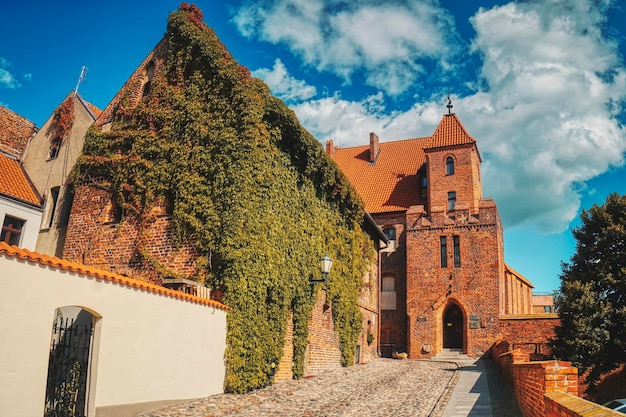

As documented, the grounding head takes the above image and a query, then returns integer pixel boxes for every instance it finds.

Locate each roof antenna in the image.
[446,88,453,115]
[73,66,87,97]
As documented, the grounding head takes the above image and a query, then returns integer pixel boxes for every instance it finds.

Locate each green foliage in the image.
[75,5,370,393]
[551,192,626,386]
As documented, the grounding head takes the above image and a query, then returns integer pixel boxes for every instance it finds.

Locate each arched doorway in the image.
[443,304,464,349]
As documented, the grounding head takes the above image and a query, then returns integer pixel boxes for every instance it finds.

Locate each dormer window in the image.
[446,157,455,175]
[49,137,62,160]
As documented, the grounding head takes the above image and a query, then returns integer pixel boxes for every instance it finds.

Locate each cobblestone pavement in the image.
[139,359,458,417]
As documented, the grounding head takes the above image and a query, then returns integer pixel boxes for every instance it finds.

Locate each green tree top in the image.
[552,192,626,386]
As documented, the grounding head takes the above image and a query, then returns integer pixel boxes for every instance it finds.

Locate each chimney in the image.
[326,139,337,157]
[369,132,379,163]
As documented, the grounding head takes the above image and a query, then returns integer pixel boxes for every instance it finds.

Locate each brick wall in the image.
[373,211,408,356]
[499,315,559,358]
[63,184,200,284]
[405,199,504,358]
[304,289,342,376]
[545,391,624,416]
[95,37,169,130]
[496,348,579,417]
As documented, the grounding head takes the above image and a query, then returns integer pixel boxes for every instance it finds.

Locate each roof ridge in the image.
[0,241,229,310]
[334,135,432,151]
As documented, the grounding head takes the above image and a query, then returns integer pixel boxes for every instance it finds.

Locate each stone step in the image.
[431,348,472,361]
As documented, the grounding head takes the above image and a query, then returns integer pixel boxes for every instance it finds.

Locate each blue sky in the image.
[1,1,625,292]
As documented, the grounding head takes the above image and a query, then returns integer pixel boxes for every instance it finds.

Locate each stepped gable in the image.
[0,105,38,158]
[0,152,41,206]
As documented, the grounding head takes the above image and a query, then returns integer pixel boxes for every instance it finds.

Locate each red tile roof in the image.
[332,114,478,214]
[427,114,476,150]
[0,105,38,158]
[332,138,429,213]
[0,241,229,310]
[0,153,41,206]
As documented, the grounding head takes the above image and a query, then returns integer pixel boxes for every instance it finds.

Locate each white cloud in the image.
[252,59,317,102]
[249,0,626,235]
[233,0,458,96]
[0,58,21,89]
[462,0,626,232]
[23,73,32,81]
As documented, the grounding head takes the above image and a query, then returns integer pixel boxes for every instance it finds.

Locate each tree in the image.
[551,193,626,385]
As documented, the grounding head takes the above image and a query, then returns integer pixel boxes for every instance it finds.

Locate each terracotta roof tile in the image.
[0,153,41,206]
[333,138,430,213]
[0,241,229,310]
[0,105,38,158]
[333,114,480,214]
[427,113,476,150]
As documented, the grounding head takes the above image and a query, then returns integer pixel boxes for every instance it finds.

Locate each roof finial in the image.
[446,88,453,115]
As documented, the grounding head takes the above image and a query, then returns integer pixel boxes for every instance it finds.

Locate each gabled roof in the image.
[427,113,476,150]
[332,113,481,214]
[76,93,102,120]
[0,152,41,207]
[0,105,38,158]
[332,137,429,213]
[0,241,228,310]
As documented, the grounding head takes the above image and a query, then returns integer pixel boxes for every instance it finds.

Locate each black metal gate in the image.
[44,313,93,417]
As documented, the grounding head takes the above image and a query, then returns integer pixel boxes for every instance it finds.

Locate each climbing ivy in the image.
[75,4,372,393]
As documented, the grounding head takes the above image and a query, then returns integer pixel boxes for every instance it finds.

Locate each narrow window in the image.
[446,157,455,175]
[420,176,428,199]
[440,236,448,268]
[453,235,461,267]
[49,137,62,160]
[544,306,552,313]
[448,192,456,211]
[46,187,60,228]
[142,61,156,97]
[381,276,396,310]
[382,276,395,292]
[1,215,25,245]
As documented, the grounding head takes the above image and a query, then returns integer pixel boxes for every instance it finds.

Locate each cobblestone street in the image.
[139,359,458,417]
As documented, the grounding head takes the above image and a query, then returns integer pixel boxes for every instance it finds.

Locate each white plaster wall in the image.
[0,253,227,417]
[0,198,42,250]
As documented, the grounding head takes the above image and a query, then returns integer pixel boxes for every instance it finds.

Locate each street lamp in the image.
[310,254,333,284]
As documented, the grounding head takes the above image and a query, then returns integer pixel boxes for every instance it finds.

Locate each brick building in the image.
[60,15,384,380]
[330,106,558,358]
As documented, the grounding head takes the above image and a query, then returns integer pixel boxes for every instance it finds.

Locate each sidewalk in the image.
[440,358,522,417]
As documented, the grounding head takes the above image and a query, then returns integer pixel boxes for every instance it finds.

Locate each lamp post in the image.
[310,254,333,284]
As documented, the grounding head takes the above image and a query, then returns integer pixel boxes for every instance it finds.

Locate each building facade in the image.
[331,110,558,358]
[21,93,100,257]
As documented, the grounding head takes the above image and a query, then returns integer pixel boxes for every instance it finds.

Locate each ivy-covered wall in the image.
[71,4,373,393]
